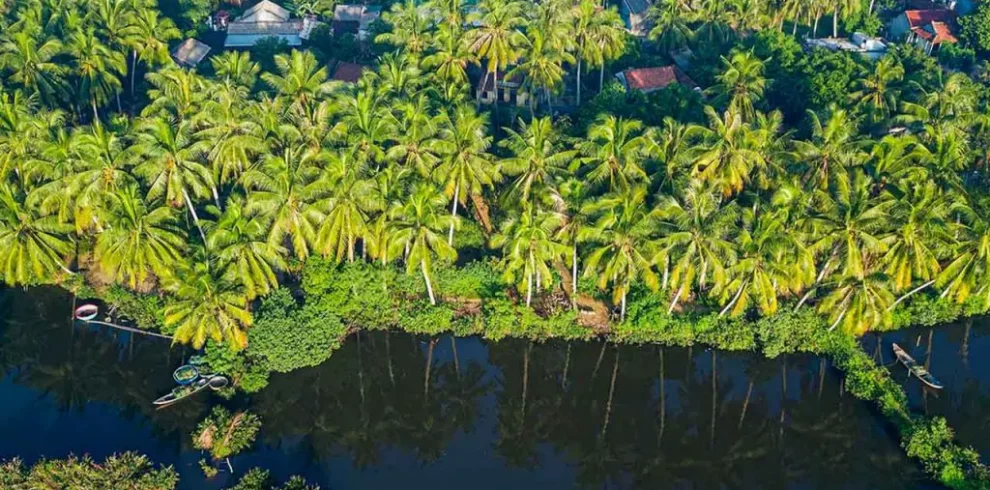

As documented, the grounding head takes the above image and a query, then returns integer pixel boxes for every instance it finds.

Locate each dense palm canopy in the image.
[3,0,990,349]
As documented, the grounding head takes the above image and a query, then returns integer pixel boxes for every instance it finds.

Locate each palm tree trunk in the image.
[832,8,839,38]
[545,86,553,114]
[620,289,627,322]
[526,265,534,307]
[451,336,460,378]
[448,183,459,246]
[667,284,686,314]
[422,260,436,305]
[92,99,100,122]
[131,50,138,96]
[813,12,821,38]
[116,92,122,113]
[887,280,935,311]
[719,281,747,316]
[599,63,606,93]
[792,17,799,35]
[576,55,583,106]
[869,0,876,14]
[795,257,833,310]
[182,189,207,243]
[477,70,492,108]
[571,242,579,309]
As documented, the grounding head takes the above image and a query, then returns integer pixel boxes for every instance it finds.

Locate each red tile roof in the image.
[911,22,957,44]
[331,62,367,83]
[621,65,697,91]
[904,9,955,28]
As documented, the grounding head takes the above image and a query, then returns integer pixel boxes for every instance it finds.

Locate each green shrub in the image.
[247,288,346,373]
[0,453,179,490]
[193,406,262,461]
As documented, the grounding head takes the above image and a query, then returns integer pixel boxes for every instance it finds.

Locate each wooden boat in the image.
[153,375,229,407]
[74,304,99,321]
[892,343,943,390]
[172,365,200,385]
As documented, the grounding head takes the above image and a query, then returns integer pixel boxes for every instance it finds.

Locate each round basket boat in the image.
[74,304,99,321]
[173,365,200,385]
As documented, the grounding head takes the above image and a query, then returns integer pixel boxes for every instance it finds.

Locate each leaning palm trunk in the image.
[888,280,935,311]
[422,260,436,305]
[576,55,583,106]
[719,281,747,317]
[571,243,579,309]
[448,183,459,246]
[182,189,207,243]
[668,284,686,314]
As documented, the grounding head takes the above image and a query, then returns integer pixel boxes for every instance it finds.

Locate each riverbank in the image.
[73,259,990,489]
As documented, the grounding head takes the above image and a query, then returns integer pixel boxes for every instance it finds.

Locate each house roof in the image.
[903,9,955,28]
[171,38,211,67]
[236,0,291,22]
[226,19,303,35]
[331,62,368,83]
[333,4,381,29]
[911,21,957,44]
[620,66,697,91]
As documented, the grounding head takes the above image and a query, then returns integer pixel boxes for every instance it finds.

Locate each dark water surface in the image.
[0,287,961,489]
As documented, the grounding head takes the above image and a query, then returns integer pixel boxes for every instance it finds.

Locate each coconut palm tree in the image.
[94,185,185,290]
[571,0,599,106]
[210,50,260,89]
[376,52,423,101]
[123,8,180,96]
[164,255,252,349]
[578,115,649,192]
[507,30,573,115]
[818,270,893,333]
[0,182,73,285]
[937,201,990,307]
[882,180,952,302]
[377,0,432,55]
[433,104,498,245]
[0,31,67,106]
[465,0,526,106]
[709,51,767,122]
[850,57,903,124]
[579,186,660,320]
[339,83,395,169]
[207,196,286,300]
[717,204,813,316]
[655,180,739,313]
[831,0,860,38]
[585,5,626,92]
[555,178,589,302]
[130,118,214,243]
[647,0,694,55]
[196,83,266,186]
[261,50,333,114]
[689,107,764,196]
[792,106,865,191]
[314,152,383,263]
[142,66,209,121]
[499,116,575,208]
[242,125,326,260]
[422,24,476,89]
[797,172,891,307]
[66,29,126,120]
[386,95,444,177]
[491,208,567,307]
[387,184,457,305]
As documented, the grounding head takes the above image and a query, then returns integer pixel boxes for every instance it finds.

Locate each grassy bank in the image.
[76,259,990,489]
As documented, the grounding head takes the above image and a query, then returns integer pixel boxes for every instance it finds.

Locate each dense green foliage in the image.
[193,406,262,461]
[0,453,179,490]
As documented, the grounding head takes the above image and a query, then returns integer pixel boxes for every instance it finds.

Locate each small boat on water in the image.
[892,343,943,390]
[153,375,229,407]
[173,364,200,385]
[74,304,99,321]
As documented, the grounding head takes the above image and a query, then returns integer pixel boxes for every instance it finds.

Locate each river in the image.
[4,287,983,489]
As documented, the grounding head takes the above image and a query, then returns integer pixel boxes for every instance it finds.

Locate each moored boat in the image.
[173,364,200,385]
[891,343,943,390]
[74,304,99,321]
[153,375,229,407]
